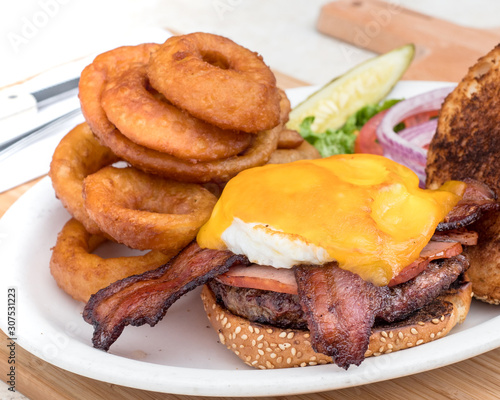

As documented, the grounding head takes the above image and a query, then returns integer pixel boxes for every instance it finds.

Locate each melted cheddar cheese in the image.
[197,154,465,286]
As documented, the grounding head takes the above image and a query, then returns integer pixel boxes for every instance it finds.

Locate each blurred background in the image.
[2,0,500,88]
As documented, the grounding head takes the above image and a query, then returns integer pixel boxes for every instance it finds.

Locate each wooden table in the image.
[1,53,500,400]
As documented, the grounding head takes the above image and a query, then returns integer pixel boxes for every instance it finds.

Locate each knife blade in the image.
[0,77,80,148]
[31,77,80,108]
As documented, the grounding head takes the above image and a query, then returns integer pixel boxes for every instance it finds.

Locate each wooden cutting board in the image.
[317,0,500,81]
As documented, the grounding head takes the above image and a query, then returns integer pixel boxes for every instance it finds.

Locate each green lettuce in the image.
[298,99,401,157]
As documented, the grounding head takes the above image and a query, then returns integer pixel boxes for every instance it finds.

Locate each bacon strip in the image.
[436,179,499,231]
[83,241,249,351]
[432,228,478,246]
[294,263,383,369]
[294,255,469,369]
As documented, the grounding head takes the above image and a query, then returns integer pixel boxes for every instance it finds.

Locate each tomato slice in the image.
[355,108,440,155]
[354,109,388,155]
[402,109,439,128]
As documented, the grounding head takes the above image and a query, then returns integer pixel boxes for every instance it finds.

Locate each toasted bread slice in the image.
[426,44,500,304]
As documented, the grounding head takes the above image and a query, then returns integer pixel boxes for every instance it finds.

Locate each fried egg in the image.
[197,154,465,285]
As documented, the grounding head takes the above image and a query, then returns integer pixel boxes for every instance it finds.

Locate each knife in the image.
[0,77,80,148]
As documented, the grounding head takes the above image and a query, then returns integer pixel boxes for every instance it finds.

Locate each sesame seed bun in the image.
[200,279,472,369]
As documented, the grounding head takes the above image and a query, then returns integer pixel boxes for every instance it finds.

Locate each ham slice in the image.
[217,240,463,293]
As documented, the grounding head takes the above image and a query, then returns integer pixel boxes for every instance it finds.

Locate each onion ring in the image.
[276,128,304,149]
[79,43,159,141]
[50,218,172,302]
[91,92,289,183]
[49,122,120,234]
[147,32,281,132]
[267,140,321,165]
[83,166,218,251]
[101,65,252,161]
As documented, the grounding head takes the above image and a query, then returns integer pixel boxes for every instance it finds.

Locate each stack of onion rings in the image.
[48,32,320,303]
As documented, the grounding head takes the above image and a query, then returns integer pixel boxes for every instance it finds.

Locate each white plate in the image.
[1,81,500,397]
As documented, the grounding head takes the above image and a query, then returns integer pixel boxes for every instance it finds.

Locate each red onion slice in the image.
[376,86,455,183]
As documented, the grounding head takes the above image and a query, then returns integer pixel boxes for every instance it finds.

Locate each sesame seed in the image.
[296,351,303,358]
[310,356,317,361]
[287,332,295,339]
[416,339,424,345]
[387,344,393,350]
[309,362,318,366]
[365,350,373,357]
[235,326,242,334]
[226,322,231,329]
[257,335,264,341]
[278,344,286,351]
[379,346,385,353]
[287,357,292,364]
[266,347,273,352]
[266,361,274,369]
[430,333,435,339]
[258,349,264,356]
[304,341,311,346]
[389,332,394,339]
[407,342,414,347]
[235,350,240,355]
[304,333,310,338]
[385,349,393,354]
[248,326,254,333]
[374,352,381,356]
[257,343,263,349]
[212,304,216,310]
[431,318,440,324]
[241,334,248,340]
[255,327,260,334]
[277,356,283,363]
[252,360,258,365]
[381,331,388,338]
[279,332,287,338]
[411,328,418,335]
[440,316,445,321]
[291,348,297,356]
[266,328,273,334]
[300,362,307,367]
[418,321,425,326]
[270,353,277,359]
[380,337,386,343]
[258,365,266,370]
[246,356,251,362]
[398,332,404,340]
[231,343,237,349]
[219,333,226,345]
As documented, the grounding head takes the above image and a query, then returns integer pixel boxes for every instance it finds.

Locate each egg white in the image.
[220,217,331,269]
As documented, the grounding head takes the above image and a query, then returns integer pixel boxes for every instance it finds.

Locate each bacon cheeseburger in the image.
[84,154,498,370]
[197,154,497,369]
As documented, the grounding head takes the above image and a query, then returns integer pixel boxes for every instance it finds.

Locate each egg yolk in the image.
[197,154,465,286]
